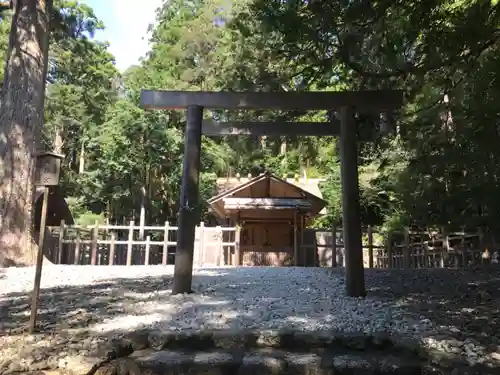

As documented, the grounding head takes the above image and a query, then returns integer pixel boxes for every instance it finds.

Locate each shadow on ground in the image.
[1,270,236,336]
[364,265,500,353]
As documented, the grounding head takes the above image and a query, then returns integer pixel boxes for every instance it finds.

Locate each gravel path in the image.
[1,265,500,372]
[0,265,432,335]
[1,265,420,334]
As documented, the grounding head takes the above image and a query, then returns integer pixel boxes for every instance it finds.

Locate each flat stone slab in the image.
[3,330,500,375]
[92,348,500,375]
[117,328,406,352]
[95,349,425,375]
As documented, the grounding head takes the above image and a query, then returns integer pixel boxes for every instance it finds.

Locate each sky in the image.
[82,0,163,72]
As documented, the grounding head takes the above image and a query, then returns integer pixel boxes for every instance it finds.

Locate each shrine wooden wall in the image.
[240,222,294,266]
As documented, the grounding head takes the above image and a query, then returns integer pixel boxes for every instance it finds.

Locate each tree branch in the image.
[337,32,500,80]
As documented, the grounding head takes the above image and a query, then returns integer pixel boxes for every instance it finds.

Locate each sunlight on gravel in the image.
[0,265,432,336]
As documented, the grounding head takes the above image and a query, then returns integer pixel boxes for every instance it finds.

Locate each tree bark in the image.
[0,0,53,267]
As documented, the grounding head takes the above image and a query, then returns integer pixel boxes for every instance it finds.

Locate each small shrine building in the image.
[207,171,327,266]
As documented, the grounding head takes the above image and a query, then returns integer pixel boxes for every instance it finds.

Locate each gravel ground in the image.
[1,265,500,371]
[1,265,429,335]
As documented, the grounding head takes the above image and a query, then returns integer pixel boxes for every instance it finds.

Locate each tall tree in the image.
[0,0,53,266]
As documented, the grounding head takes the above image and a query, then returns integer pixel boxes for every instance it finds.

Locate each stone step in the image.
[91,348,426,375]
[119,329,413,353]
[15,330,499,375]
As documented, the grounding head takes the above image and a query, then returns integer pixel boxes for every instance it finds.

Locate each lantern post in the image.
[29,151,64,333]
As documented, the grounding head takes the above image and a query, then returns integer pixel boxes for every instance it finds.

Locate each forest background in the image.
[1,0,498,236]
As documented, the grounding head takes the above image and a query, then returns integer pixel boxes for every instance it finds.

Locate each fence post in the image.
[127,220,134,266]
[461,227,467,266]
[403,227,410,269]
[58,219,65,264]
[198,221,205,266]
[478,227,484,266]
[441,227,449,268]
[144,235,151,265]
[91,221,99,265]
[331,223,337,267]
[139,208,145,240]
[109,233,116,266]
[74,228,81,265]
[367,225,373,268]
[423,241,429,268]
[216,226,223,266]
[162,221,169,265]
[235,224,241,266]
[387,232,393,269]
[293,211,299,266]
[479,227,492,265]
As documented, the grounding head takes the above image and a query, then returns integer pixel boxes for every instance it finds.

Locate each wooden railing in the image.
[306,225,498,269]
[48,220,237,266]
[46,220,497,269]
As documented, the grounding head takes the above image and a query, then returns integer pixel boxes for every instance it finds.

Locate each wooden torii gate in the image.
[140,90,404,297]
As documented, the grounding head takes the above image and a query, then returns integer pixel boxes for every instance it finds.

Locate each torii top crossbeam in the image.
[140,90,404,112]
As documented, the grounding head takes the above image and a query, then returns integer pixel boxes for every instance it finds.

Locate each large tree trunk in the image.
[0,0,53,267]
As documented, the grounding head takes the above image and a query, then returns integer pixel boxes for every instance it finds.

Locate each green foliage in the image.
[318,167,342,227]
[76,212,106,227]
[246,0,500,234]
[199,172,218,222]
[2,0,499,233]
[65,196,86,218]
[66,197,105,226]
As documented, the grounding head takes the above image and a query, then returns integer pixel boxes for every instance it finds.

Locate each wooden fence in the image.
[47,220,237,266]
[46,220,498,268]
[382,227,498,269]
[305,225,498,269]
